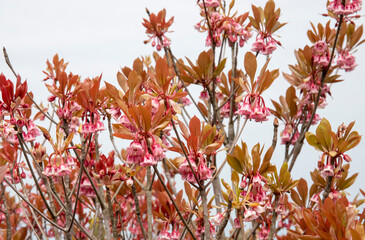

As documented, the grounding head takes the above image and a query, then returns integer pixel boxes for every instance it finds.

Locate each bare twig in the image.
[17,134,55,218]
[267,196,279,240]
[131,182,148,240]
[272,118,279,150]
[146,166,153,240]
[322,175,334,202]
[107,115,125,163]
[1,184,11,240]
[200,188,211,240]
[4,178,66,231]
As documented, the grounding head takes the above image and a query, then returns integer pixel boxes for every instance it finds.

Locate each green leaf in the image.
[279,161,288,180]
[227,155,243,174]
[338,173,358,190]
[231,171,240,190]
[305,132,323,151]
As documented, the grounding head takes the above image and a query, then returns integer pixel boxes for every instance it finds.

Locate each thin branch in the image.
[111,181,125,203]
[289,15,344,172]
[131,182,148,240]
[272,118,279,151]
[3,47,17,77]
[18,177,48,240]
[246,222,260,239]
[153,165,197,240]
[4,178,66,232]
[179,194,200,240]
[205,118,248,188]
[146,166,153,240]
[17,134,55,218]
[216,86,239,111]
[200,188,211,240]
[1,184,11,240]
[322,175,334,201]
[267,196,279,240]
[107,115,125,163]
[162,44,208,122]
[215,196,232,240]
[170,119,201,188]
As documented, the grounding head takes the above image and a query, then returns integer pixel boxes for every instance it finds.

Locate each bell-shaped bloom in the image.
[126,140,145,164]
[211,213,224,226]
[252,37,265,52]
[198,162,212,181]
[313,41,327,55]
[170,230,180,240]
[321,163,334,177]
[140,153,158,167]
[151,142,165,161]
[244,209,258,222]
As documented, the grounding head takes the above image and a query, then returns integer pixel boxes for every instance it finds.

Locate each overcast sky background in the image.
[0,0,364,197]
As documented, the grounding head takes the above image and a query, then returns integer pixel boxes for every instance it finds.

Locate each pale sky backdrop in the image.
[0,1,364,197]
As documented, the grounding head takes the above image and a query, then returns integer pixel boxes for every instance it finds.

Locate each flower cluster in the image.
[158,228,180,240]
[195,7,252,48]
[238,172,271,222]
[42,154,73,177]
[195,217,215,239]
[1,122,18,144]
[178,151,212,183]
[280,124,299,145]
[313,40,330,67]
[252,33,278,55]
[197,0,220,8]
[126,136,165,167]
[327,0,362,15]
[5,161,26,184]
[142,9,174,51]
[236,94,270,122]
[337,50,357,71]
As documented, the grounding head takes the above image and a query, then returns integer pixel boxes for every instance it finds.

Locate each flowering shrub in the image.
[0,0,364,239]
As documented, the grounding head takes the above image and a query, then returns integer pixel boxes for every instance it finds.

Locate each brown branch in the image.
[272,118,279,151]
[170,119,200,188]
[1,184,11,240]
[160,42,208,122]
[131,181,149,240]
[200,188,211,240]
[106,187,118,238]
[107,115,125,163]
[267,196,279,240]
[215,195,233,240]
[289,15,344,172]
[146,166,153,240]
[4,178,66,231]
[322,175,334,202]
[17,134,55,218]
[153,165,197,240]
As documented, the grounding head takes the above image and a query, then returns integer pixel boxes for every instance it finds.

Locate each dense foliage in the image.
[0,0,364,239]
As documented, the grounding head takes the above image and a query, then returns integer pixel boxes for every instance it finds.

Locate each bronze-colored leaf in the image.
[244,52,257,84]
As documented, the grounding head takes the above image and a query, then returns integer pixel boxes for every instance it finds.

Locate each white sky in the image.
[0,0,364,197]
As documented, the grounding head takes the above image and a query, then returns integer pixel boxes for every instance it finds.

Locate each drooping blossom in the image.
[327,0,362,15]
[236,94,270,122]
[178,151,212,183]
[337,51,357,71]
[252,34,278,55]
